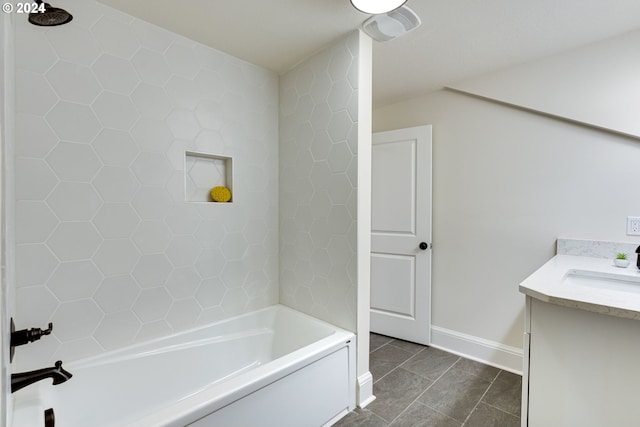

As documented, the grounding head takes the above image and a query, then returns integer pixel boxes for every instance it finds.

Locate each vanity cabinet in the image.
[522,295,640,427]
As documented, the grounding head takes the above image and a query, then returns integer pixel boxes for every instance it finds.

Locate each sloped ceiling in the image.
[98,0,640,108]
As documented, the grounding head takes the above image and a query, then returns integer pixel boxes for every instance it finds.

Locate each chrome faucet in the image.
[11,360,72,393]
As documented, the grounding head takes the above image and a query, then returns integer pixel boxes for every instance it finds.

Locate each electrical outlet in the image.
[627,216,640,236]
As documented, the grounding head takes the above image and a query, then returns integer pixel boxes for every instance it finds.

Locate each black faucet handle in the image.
[10,319,54,363]
[42,323,53,335]
[636,244,640,253]
[12,322,53,346]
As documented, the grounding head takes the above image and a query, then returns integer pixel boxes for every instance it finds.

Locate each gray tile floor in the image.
[335,333,522,427]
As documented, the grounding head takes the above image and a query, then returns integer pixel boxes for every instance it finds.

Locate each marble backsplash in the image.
[557,238,640,259]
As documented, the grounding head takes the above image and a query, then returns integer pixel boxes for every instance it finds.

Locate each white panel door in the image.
[370,125,432,345]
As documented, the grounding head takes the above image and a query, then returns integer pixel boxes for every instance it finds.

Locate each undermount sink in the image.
[563,269,640,293]
[520,253,640,321]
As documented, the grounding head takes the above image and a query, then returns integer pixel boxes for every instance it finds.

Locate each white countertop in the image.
[520,254,640,320]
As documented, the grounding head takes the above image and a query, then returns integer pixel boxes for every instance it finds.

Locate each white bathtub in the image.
[11,305,356,427]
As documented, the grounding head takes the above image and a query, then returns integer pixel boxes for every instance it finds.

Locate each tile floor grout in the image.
[335,333,522,427]
[385,353,461,426]
[389,373,458,426]
[460,367,502,426]
[413,357,514,427]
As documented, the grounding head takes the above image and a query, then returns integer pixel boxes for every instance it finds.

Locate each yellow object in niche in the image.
[210,186,231,202]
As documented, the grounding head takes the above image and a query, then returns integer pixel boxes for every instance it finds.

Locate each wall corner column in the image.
[356,29,373,408]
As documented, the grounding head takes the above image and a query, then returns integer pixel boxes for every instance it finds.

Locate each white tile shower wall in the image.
[13,0,279,368]
[279,32,359,332]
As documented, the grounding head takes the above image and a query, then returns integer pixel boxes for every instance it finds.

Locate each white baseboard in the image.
[430,325,523,375]
[356,372,376,408]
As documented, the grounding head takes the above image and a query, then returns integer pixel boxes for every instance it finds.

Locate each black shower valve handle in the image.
[11,321,53,348]
[10,319,54,363]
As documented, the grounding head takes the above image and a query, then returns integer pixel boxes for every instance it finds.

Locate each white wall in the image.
[373,89,640,368]
[279,30,372,406]
[279,32,360,332]
[355,32,373,406]
[448,29,640,139]
[12,0,279,369]
[11,0,374,377]
[1,11,13,427]
[6,0,375,416]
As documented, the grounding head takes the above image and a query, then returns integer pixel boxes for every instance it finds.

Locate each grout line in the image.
[392,400,461,427]
[369,335,395,353]
[460,369,502,426]
[385,354,462,426]
[481,401,521,419]
[370,340,393,355]
[371,340,426,384]
[366,338,522,427]
[370,341,398,384]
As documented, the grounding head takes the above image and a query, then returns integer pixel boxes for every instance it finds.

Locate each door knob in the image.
[419,242,429,250]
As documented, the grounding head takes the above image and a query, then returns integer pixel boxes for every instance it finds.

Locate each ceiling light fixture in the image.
[350,0,407,15]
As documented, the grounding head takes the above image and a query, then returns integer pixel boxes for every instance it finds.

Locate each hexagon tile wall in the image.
[279,32,360,332]
[13,0,281,368]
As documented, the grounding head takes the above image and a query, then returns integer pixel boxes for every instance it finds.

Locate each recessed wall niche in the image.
[185,151,233,203]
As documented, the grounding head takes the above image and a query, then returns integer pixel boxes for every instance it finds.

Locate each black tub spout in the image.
[11,360,72,393]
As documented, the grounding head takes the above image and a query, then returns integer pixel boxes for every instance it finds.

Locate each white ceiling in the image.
[97,0,640,108]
